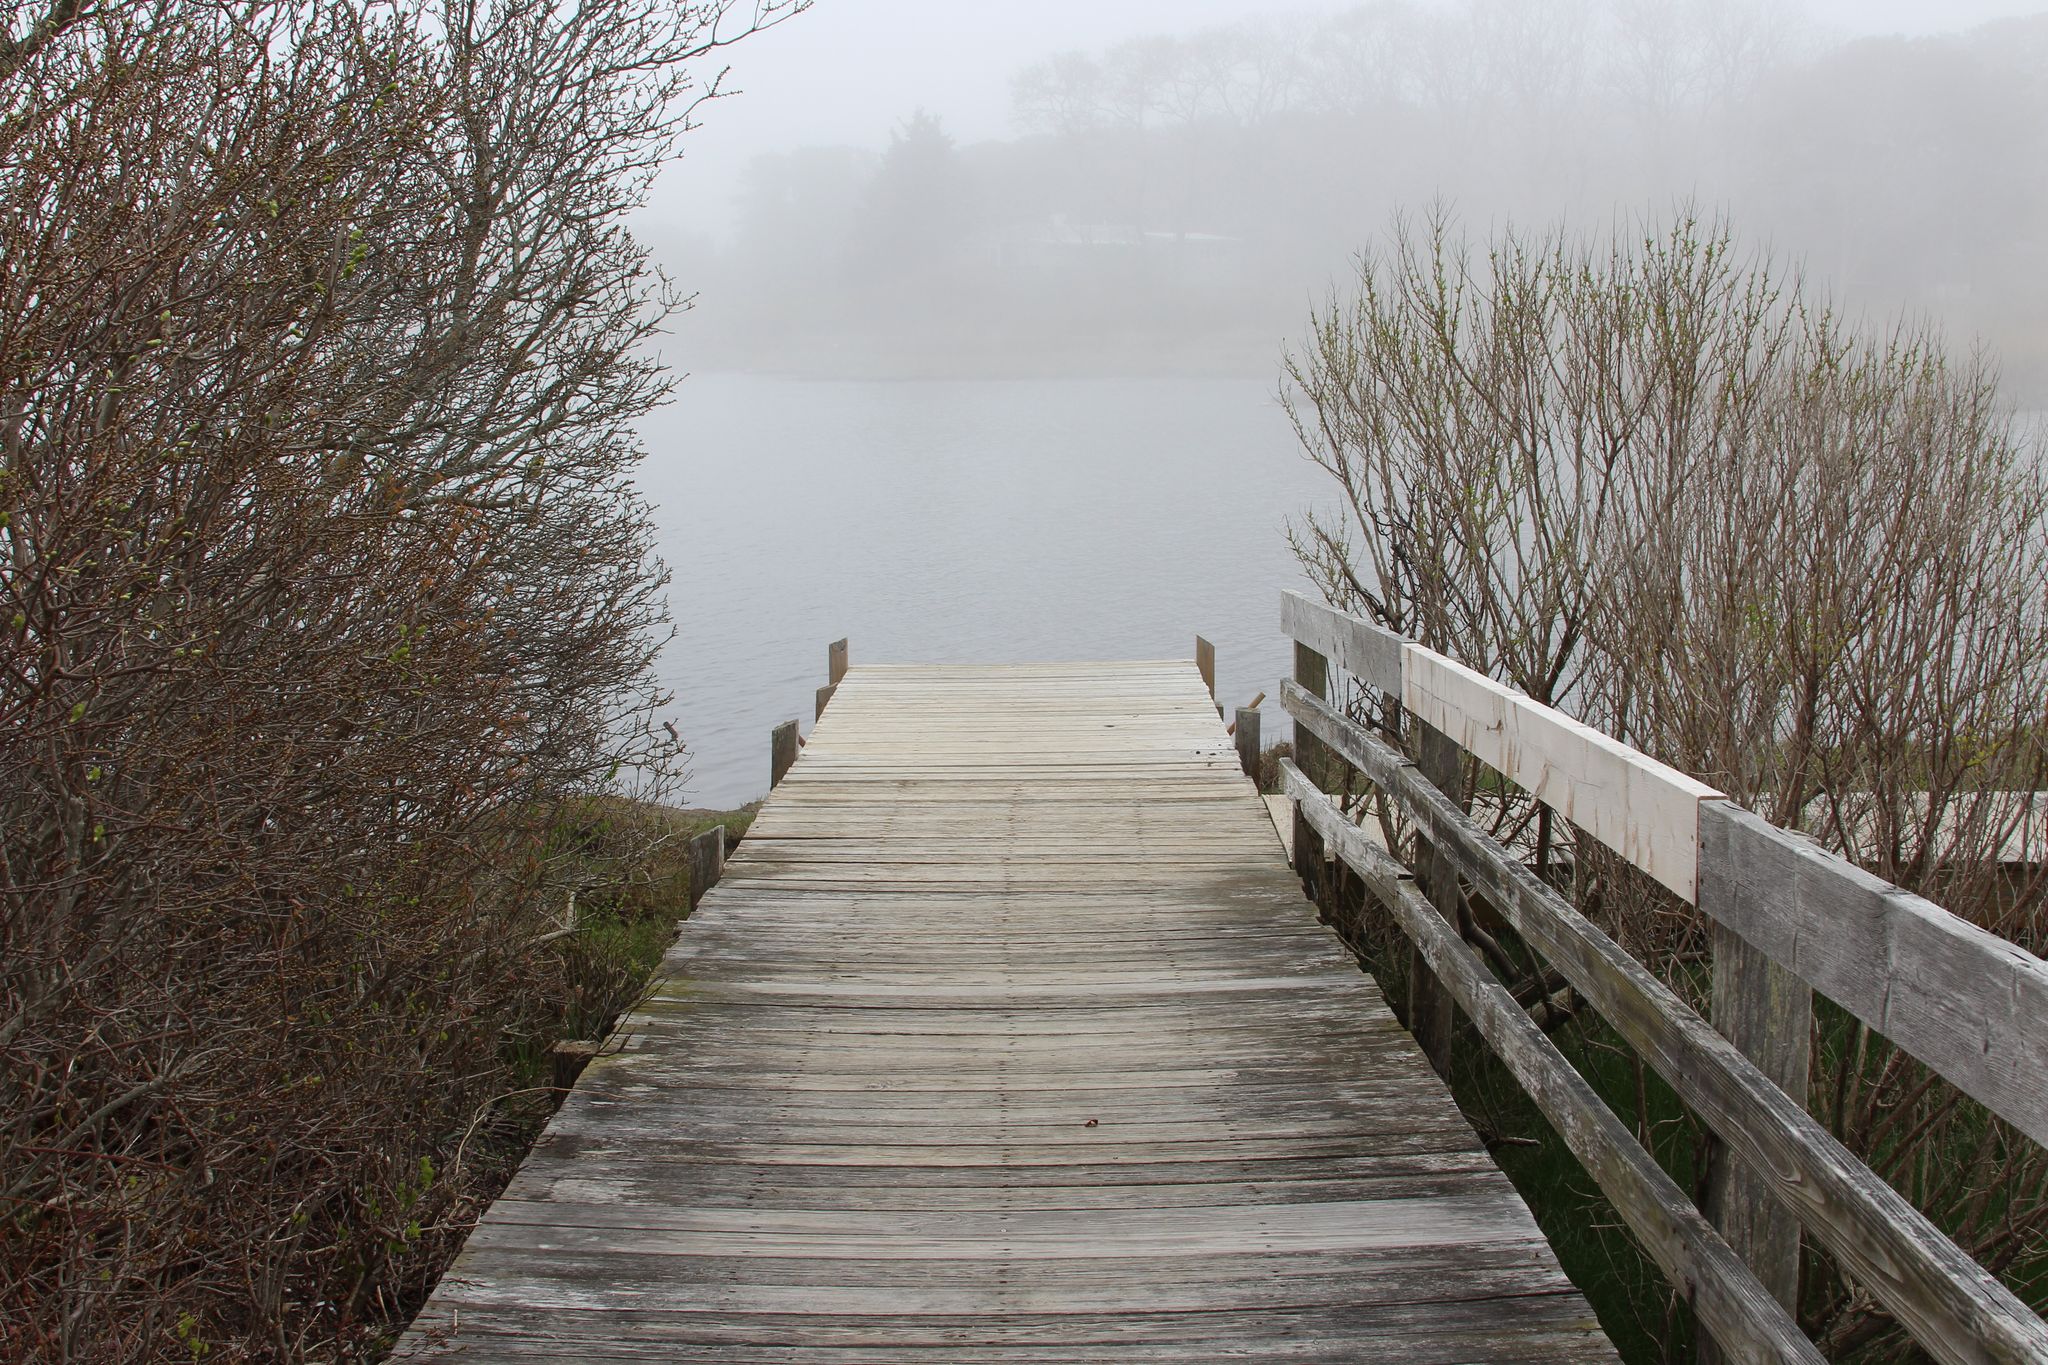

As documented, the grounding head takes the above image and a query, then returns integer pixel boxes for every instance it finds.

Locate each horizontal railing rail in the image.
[1280,588,2048,1365]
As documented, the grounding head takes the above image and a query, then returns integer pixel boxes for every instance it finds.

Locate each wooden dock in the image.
[397,660,1614,1362]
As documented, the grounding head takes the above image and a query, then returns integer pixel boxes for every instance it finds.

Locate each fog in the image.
[643,0,2048,397]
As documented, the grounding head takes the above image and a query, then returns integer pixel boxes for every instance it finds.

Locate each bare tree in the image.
[1286,207,2048,1357]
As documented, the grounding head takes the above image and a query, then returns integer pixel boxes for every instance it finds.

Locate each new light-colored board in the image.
[1399,644,1723,903]
[394,660,1615,1362]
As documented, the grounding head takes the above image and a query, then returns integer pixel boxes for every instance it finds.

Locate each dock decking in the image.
[397,661,1615,1362]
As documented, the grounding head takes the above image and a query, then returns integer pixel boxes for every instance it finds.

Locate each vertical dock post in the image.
[687,824,726,912]
[770,720,799,788]
[1407,723,1461,1079]
[1234,707,1260,781]
[819,638,849,717]
[1195,636,1216,715]
[1698,876,1811,1359]
[1290,641,1331,891]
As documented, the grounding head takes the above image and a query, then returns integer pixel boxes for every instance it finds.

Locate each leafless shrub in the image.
[0,0,799,1359]
[1286,207,2048,1355]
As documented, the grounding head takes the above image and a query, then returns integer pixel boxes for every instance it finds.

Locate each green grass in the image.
[550,801,758,1041]
[1354,930,1701,1364]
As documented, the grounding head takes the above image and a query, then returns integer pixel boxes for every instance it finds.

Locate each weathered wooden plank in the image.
[397,661,1615,1362]
[1285,681,2048,1364]
[1280,590,1403,694]
[1700,801,2048,1150]
[1399,645,1723,902]
[1263,794,1294,861]
[1284,762,1821,1364]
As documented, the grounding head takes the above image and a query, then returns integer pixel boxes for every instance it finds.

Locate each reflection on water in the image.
[633,374,1337,806]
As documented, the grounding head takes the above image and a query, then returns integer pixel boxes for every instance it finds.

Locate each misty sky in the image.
[648,0,2048,243]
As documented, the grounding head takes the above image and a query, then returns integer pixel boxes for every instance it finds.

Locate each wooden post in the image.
[1234,707,1260,782]
[770,720,798,789]
[1292,800,1325,902]
[1293,641,1332,790]
[816,684,836,719]
[1406,720,1460,1079]
[1195,635,1216,711]
[1291,641,1334,908]
[1699,911,1812,1359]
[828,637,849,687]
[549,1039,600,1092]
[686,824,725,913]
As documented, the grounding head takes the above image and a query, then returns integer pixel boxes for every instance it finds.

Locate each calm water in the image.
[633,374,1338,807]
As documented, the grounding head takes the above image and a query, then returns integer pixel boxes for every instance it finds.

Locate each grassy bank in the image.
[368,800,759,1360]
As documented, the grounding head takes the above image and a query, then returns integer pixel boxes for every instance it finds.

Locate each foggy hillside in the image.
[672,2,2048,397]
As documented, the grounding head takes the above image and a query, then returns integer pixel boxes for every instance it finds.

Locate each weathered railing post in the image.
[1292,641,1331,788]
[1195,635,1217,716]
[686,824,726,913]
[1291,641,1332,888]
[817,638,849,717]
[1406,722,1460,1079]
[1699,848,1812,1355]
[1234,707,1260,781]
[770,719,798,788]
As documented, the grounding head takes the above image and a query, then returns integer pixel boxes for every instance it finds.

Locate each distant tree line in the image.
[697,2,2048,392]
[0,0,797,1358]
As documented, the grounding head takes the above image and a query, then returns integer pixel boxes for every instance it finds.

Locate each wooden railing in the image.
[1278,589,2048,1365]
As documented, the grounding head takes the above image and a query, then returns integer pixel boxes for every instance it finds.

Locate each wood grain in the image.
[1399,646,1723,903]
[1280,590,1403,695]
[1700,801,2048,1150]
[1234,705,1260,780]
[1284,762,1821,1365]
[394,661,1616,1362]
[1284,680,2048,1365]
[686,824,725,913]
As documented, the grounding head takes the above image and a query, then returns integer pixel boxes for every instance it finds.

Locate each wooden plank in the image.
[1263,795,1294,862]
[1700,801,2048,1150]
[396,661,1616,1362]
[1285,680,2048,1365]
[1280,590,1403,694]
[1399,644,1723,903]
[1284,762,1821,1364]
